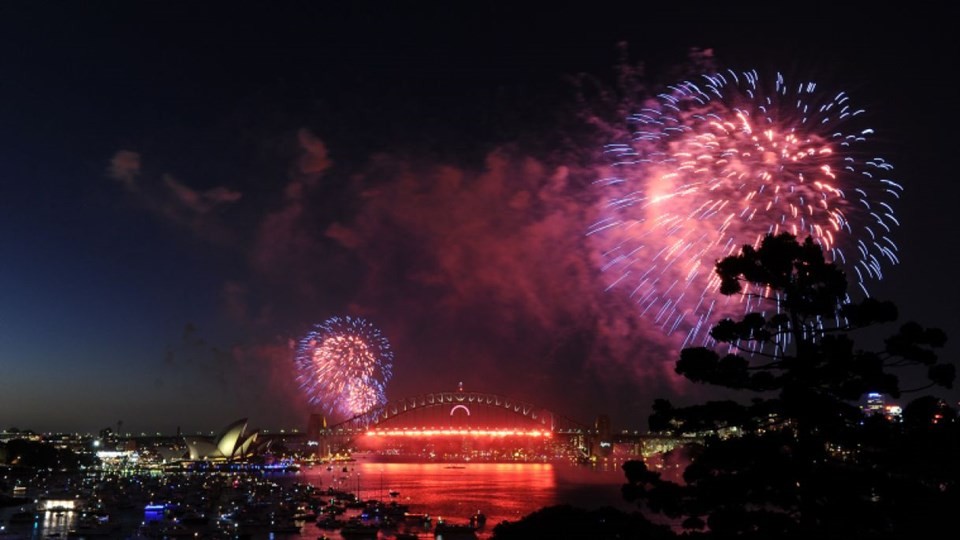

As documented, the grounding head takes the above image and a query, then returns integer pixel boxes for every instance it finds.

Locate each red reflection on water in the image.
[299,461,632,538]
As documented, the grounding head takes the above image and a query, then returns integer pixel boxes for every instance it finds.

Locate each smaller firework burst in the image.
[295,316,393,419]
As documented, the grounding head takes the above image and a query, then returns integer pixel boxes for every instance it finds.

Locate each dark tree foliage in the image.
[0,439,92,470]
[623,233,957,539]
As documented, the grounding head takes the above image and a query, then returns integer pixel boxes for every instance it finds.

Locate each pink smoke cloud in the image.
[105,152,242,245]
[297,128,332,176]
[135,128,694,422]
[107,150,141,190]
[311,148,688,403]
[164,175,242,214]
[251,129,333,273]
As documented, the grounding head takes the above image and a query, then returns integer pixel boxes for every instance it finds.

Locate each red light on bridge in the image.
[364,428,552,438]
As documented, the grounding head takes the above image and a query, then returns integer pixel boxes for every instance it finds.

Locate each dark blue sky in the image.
[1,1,957,433]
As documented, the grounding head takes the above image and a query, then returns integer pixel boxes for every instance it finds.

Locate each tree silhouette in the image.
[623,233,956,538]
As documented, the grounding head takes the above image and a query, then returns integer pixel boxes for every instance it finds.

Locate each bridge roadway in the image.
[311,390,700,460]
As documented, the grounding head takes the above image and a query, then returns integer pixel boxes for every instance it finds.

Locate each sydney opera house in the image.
[182,418,270,461]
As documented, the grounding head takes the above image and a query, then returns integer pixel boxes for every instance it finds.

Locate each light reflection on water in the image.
[300,461,631,538]
[39,509,75,537]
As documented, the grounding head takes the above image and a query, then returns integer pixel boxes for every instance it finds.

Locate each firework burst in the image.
[295,316,394,419]
[588,69,901,347]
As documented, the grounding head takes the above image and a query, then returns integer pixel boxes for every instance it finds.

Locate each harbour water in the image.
[300,461,631,538]
[0,461,633,539]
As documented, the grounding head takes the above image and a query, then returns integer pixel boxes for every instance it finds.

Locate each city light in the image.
[364,428,552,438]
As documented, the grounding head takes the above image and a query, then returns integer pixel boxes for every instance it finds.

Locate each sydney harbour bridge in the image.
[310,387,693,462]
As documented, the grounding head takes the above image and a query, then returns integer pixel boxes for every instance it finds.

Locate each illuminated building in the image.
[182,418,263,461]
[862,393,903,422]
[884,404,903,422]
[863,392,885,416]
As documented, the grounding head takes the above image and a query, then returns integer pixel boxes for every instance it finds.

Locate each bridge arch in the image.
[368,391,555,431]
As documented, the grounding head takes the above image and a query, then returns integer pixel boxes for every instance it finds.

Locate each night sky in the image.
[1,2,957,434]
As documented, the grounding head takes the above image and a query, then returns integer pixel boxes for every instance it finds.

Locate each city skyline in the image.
[1,2,957,433]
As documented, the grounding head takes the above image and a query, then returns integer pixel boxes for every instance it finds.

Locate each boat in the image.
[403,512,431,525]
[389,490,400,498]
[433,521,478,538]
[293,510,317,522]
[268,521,301,533]
[469,511,486,528]
[38,494,84,513]
[150,523,200,538]
[340,522,379,539]
[66,522,120,538]
[321,504,346,515]
[316,516,346,529]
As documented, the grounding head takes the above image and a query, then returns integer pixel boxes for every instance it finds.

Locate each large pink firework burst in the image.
[589,69,901,348]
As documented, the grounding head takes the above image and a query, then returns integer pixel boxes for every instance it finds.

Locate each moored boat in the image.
[433,521,478,539]
[340,520,379,539]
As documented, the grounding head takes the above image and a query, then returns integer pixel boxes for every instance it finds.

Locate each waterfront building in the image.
[182,418,266,461]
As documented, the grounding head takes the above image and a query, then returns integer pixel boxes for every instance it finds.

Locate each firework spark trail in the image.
[295,316,394,419]
[588,69,902,348]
